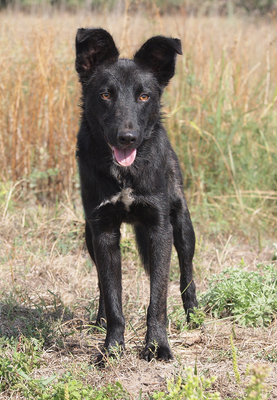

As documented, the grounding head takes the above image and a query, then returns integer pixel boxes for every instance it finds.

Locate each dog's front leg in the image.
[92,228,125,361]
[143,220,173,361]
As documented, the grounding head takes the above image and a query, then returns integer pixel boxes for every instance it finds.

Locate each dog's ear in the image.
[134,36,182,87]
[75,28,119,81]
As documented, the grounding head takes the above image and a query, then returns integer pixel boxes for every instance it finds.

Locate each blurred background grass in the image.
[0,0,276,236]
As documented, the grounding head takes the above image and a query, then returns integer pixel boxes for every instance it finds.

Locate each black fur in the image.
[75,28,198,363]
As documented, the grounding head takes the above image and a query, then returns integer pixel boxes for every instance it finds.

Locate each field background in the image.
[0,1,277,399]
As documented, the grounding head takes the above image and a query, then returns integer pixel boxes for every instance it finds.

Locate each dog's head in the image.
[75,28,182,167]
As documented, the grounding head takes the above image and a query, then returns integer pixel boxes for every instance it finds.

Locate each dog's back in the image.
[75,28,198,364]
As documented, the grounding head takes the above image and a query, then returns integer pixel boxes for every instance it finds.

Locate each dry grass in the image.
[0,10,276,232]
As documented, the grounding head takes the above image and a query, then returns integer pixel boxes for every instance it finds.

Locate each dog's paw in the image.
[143,343,173,362]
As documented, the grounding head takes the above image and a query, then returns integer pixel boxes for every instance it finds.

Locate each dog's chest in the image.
[98,187,134,212]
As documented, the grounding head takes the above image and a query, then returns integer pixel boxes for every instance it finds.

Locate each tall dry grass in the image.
[0,10,276,230]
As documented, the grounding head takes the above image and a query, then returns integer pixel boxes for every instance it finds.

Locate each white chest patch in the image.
[97,188,134,211]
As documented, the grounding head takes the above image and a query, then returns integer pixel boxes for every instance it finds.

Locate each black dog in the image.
[75,28,198,362]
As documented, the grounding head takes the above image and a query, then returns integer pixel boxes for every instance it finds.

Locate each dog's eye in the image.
[100,93,111,100]
[138,94,149,102]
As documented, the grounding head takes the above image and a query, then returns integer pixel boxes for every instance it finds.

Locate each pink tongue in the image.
[113,147,137,167]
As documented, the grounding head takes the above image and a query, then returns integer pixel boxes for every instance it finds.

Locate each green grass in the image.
[0,336,130,399]
[201,263,277,326]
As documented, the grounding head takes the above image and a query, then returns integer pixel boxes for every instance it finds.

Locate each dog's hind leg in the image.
[85,221,106,328]
[170,198,198,321]
[134,224,150,273]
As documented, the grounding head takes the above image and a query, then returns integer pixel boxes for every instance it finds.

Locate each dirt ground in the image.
[0,199,277,399]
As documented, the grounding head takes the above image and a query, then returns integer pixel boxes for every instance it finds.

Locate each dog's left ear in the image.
[75,28,119,82]
[134,36,182,87]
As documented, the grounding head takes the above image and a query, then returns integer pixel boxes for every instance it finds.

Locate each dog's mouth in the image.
[112,147,137,167]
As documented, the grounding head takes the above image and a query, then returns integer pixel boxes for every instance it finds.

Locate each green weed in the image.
[151,368,220,399]
[245,364,271,400]
[168,304,205,332]
[168,305,187,332]
[189,308,206,328]
[0,336,51,393]
[43,377,130,400]
[256,348,277,363]
[0,336,130,399]
[201,264,277,326]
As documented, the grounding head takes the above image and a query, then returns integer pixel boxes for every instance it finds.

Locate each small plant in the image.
[106,343,124,363]
[168,305,187,332]
[168,304,205,332]
[245,364,271,400]
[0,337,130,399]
[201,264,277,327]
[0,336,55,395]
[39,375,131,400]
[189,308,206,328]
[151,368,220,399]
[256,348,277,363]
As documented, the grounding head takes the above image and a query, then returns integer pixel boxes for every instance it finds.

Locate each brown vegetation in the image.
[0,10,276,232]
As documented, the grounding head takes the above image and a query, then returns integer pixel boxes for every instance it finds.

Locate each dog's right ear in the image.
[75,28,119,81]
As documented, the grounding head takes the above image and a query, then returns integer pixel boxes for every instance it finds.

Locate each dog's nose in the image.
[117,131,138,146]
